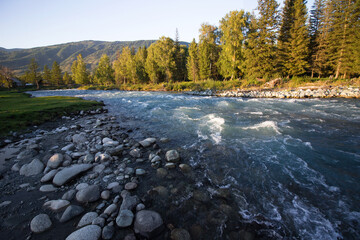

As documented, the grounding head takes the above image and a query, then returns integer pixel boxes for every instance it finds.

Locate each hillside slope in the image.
[0,40,160,75]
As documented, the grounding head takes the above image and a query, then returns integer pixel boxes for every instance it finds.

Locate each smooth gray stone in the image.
[53,164,93,186]
[30,214,52,233]
[66,225,101,240]
[116,210,134,227]
[76,185,100,203]
[77,212,98,228]
[20,159,44,176]
[60,205,84,223]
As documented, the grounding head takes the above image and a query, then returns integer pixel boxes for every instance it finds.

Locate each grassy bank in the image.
[0,91,103,136]
[77,77,360,92]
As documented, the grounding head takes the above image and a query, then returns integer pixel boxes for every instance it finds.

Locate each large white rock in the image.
[47,153,63,169]
[43,199,70,212]
[66,225,101,240]
[139,138,156,148]
[52,164,93,186]
[77,212,98,228]
[19,159,45,176]
[30,214,52,233]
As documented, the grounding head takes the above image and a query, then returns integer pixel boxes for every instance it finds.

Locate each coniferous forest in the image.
[3,0,359,90]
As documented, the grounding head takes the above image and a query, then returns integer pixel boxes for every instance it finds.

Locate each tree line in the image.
[14,0,359,89]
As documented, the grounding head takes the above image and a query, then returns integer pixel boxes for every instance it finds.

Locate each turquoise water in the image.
[30,90,360,239]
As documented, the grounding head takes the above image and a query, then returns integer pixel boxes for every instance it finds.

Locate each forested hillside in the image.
[0,40,158,74]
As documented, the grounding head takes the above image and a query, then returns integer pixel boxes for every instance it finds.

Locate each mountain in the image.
[0,40,170,75]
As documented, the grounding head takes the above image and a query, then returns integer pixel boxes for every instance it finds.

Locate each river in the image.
[29,89,360,239]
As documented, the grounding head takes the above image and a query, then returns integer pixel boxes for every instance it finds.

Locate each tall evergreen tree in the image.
[113,47,136,85]
[94,54,114,86]
[0,65,14,88]
[218,10,250,80]
[328,0,359,78]
[198,24,220,80]
[62,71,72,85]
[134,46,149,83]
[51,61,62,86]
[71,54,89,84]
[310,0,331,77]
[26,58,41,89]
[42,65,51,84]
[279,0,310,76]
[245,0,280,79]
[186,39,200,82]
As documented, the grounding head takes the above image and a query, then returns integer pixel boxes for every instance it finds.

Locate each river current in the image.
[30,90,360,239]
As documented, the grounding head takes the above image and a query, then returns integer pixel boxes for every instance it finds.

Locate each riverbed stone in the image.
[101,190,110,200]
[156,168,168,178]
[20,159,45,176]
[179,164,192,174]
[135,169,146,176]
[129,148,141,158]
[60,205,84,223]
[72,133,87,145]
[77,212,98,227]
[76,183,89,191]
[52,164,93,186]
[43,199,70,212]
[62,189,76,201]
[47,153,63,169]
[41,169,58,182]
[104,203,117,215]
[39,184,57,192]
[116,209,134,227]
[120,192,140,211]
[62,143,75,152]
[134,210,164,238]
[102,225,115,240]
[171,228,191,240]
[165,150,180,162]
[76,185,100,203]
[102,137,119,147]
[125,182,137,190]
[30,214,52,233]
[139,138,156,148]
[66,225,101,240]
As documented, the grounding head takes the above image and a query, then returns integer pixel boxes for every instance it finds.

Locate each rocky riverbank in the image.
[185,86,360,98]
[0,106,255,239]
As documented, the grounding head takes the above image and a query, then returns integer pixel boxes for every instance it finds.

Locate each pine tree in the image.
[328,0,358,78]
[198,24,220,80]
[26,58,41,89]
[51,61,62,86]
[113,47,135,85]
[71,54,89,84]
[245,0,280,80]
[63,71,72,85]
[0,65,14,88]
[42,65,51,85]
[280,0,310,76]
[310,0,332,77]
[218,10,250,80]
[134,46,149,83]
[186,39,200,82]
[94,54,114,86]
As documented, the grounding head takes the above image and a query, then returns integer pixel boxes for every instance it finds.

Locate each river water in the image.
[30,90,360,239]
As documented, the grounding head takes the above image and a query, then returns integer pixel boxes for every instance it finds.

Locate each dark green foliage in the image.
[93,54,114,86]
[198,24,220,80]
[245,0,279,79]
[51,61,62,86]
[62,71,72,85]
[71,54,89,84]
[218,10,250,80]
[187,39,200,82]
[25,58,41,89]
[42,65,51,84]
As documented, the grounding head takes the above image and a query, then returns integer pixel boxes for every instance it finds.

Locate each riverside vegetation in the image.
[1,0,359,91]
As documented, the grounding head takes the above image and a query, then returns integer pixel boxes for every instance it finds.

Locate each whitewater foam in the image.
[242,121,281,134]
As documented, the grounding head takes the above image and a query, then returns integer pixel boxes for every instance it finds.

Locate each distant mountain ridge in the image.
[0,40,188,75]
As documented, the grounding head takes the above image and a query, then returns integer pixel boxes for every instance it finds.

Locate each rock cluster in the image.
[4,111,195,239]
[186,86,360,99]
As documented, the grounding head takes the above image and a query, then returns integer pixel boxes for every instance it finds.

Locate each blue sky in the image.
[0,0,315,49]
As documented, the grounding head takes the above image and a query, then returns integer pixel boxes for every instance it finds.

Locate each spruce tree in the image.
[187,39,200,82]
[42,65,51,85]
[282,0,310,76]
[26,58,41,89]
[94,54,114,86]
[310,0,332,77]
[245,0,279,80]
[328,0,358,78]
[62,71,72,85]
[134,46,149,83]
[51,61,62,86]
[218,10,250,80]
[198,24,220,80]
[71,54,89,84]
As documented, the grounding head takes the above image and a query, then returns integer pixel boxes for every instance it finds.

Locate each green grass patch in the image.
[0,91,103,136]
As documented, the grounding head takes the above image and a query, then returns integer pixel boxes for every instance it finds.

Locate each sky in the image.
[0,0,315,49]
